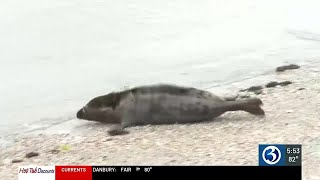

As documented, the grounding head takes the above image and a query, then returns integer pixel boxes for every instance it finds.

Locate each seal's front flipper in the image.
[108,129,129,136]
[108,125,129,136]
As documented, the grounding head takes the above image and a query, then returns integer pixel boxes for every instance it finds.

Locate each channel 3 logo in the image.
[259,144,285,166]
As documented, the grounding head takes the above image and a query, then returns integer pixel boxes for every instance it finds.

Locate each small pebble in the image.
[103,138,113,142]
[286,110,294,113]
[49,149,60,154]
[25,152,39,158]
[169,159,177,163]
[12,159,23,163]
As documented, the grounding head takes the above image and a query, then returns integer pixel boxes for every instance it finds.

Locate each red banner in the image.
[55,166,92,180]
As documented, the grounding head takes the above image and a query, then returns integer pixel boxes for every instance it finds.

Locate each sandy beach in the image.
[0,63,319,180]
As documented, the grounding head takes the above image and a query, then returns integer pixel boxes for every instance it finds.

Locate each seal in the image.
[76,84,265,135]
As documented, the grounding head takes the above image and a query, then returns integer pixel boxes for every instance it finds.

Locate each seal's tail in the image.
[241,98,265,115]
[226,98,265,116]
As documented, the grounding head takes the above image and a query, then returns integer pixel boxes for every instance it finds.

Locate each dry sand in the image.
[0,64,319,180]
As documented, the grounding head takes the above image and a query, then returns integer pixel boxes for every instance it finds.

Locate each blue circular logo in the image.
[262,146,281,165]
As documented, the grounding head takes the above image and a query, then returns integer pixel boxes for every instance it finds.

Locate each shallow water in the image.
[0,0,320,144]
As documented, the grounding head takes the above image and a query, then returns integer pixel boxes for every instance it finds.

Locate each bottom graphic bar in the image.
[18,166,301,180]
[91,166,301,179]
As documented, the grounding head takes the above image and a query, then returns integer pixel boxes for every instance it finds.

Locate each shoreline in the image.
[0,59,318,144]
[0,64,319,179]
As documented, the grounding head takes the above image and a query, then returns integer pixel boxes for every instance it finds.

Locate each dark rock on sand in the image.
[49,149,60,154]
[278,81,292,86]
[253,89,263,95]
[266,81,279,88]
[266,81,293,88]
[276,64,300,72]
[239,86,263,96]
[25,152,39,158]
[11,159,23,163]
[240,86,263,92]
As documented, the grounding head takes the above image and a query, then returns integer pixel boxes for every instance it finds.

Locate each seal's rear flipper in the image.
[108,125,129,136]
[241,98,265,116]
[226,98,265,116]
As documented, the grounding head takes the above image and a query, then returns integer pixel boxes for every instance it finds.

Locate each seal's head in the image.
[76,92,121,124]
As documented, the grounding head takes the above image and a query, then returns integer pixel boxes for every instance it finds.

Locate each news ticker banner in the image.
[18,166,301,180]
[18,144,301,180]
